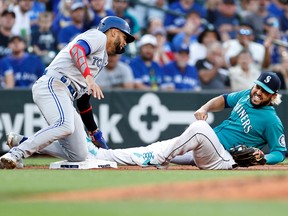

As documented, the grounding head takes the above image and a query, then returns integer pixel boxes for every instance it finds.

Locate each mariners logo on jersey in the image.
[279,134,286,147]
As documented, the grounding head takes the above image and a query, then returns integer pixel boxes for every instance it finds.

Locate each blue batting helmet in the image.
[97,16,135,43]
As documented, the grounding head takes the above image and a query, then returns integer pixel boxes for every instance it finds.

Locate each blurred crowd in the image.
[1,0,288,92]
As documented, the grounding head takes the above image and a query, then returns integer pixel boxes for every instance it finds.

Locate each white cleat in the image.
[5,133,25,169]
[0,153,18,169]
[6,132,24,149]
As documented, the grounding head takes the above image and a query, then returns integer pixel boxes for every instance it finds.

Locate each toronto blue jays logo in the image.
[264,76,271,83]
[92,56,103,67]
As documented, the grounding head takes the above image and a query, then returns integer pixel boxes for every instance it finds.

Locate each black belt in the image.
[44,69,77,98]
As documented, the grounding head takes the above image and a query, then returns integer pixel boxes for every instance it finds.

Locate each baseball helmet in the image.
[97,16,135,43]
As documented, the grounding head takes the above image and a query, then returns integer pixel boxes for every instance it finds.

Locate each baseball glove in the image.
[229,145,266,167]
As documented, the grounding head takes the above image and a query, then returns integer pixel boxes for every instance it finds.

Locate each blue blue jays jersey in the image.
[129,56,165,88]
[58,25,83,45]
[214,89,287,154]
[163,61,201,91]
[0,59,13,87]
[2,53,45,87]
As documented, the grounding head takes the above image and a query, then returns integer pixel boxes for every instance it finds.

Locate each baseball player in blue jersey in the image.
[0,16,135,169]
[2,72,287,169]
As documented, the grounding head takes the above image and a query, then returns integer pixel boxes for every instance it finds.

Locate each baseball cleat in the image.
[0,153,18,169]
[16,159,24,169]
[6,133,25,169]
[131,151,169,169]
[6,132,25,149]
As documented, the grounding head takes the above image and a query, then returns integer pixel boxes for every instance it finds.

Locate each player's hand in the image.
[194,107,208,121]
[85,75,104,100]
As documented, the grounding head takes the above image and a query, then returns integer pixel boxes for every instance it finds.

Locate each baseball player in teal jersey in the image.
[92,71,286,169]
[213,89,285,165]
[2,72,286,169]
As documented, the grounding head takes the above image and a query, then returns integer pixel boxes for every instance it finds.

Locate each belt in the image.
[44,69,78,98]
[60,76,78,98]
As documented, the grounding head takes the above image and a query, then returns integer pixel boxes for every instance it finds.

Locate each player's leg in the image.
[129,120,236,169]
[0,77,76,168]
[17,77,76,157]
[84,121,211,168]
[39,109,88,161]
[189,123,236,170]
[85,137,148,165]
[170,152,196,166]
[158,120,236,169]
[84,121,202,168]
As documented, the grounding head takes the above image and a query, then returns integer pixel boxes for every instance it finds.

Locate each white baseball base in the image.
[49,159,118,169]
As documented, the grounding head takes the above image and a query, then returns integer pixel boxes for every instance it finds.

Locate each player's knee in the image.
[61,122,75,136]
[188,120,209,133]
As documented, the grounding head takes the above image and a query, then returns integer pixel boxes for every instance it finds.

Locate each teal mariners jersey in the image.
[214,89,287,160]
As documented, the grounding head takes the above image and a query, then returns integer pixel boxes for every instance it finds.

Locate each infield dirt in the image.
[24,164,288,202]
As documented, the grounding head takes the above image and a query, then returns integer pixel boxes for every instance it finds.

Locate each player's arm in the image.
[265,151,286,165]
[194,95,225,120]
[76,93,97,132]
[76,94,108,149]
[70,40,104,99]
[69,39,92,78]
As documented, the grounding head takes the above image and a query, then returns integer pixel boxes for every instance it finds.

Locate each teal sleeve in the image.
[225,89,250,108]
[265,151,286,165]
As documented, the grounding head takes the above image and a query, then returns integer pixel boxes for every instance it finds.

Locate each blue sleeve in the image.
[51,16,60,35]
[265,151,286,165]
[0,59,13,75]
[75,40,91,55]
[129,59,141,78]
[164,3,177,27]
[57,28,67,44]
[33,55,45,77]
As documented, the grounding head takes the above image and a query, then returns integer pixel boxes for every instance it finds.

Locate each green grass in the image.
[0,201,288,216]
[0,157,288,216]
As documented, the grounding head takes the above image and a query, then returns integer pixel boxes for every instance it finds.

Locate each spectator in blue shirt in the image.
[164,0,206,40]
[0,58,14,89]
[206,0,241,41]
[57,1,85,50]
[51,0,73,37]
[31,11,58,66]
[29,0,46,33]
[163,44,201,91]
[1,36,45,88]
[129,34,167,91]
[0,9,16,59]
[171,11,203,52]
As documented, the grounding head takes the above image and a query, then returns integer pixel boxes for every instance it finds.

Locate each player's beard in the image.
[250,90,272,108]
[114,36,125,54]
[141,51,154,61]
